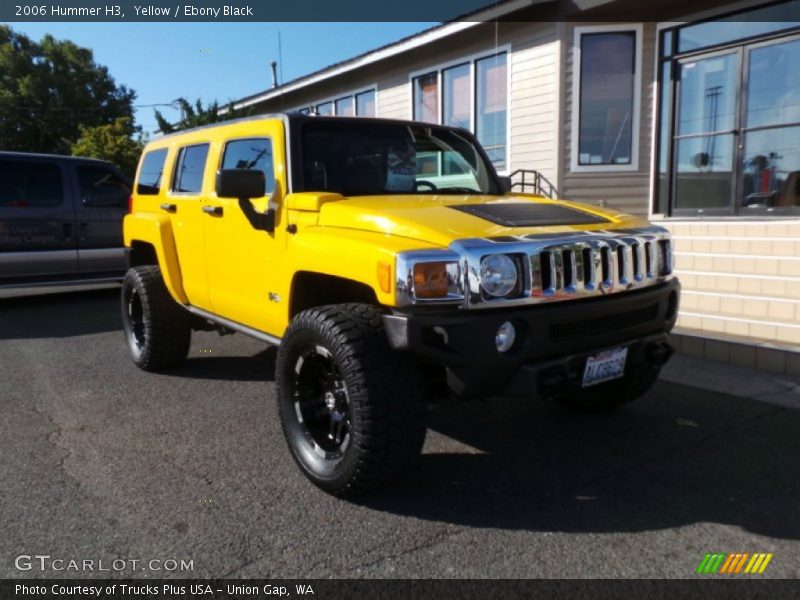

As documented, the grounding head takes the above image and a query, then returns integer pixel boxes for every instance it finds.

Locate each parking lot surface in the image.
[1,286,799,578]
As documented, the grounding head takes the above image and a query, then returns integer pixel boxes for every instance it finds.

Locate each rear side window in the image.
[77,166,131,208]
[221,138,275,194]
[137,149,168,195]
[0,160,63,208]
[173,144,210,194]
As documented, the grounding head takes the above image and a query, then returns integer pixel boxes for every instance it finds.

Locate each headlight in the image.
[480,254,518,297]
[412,261,460,299]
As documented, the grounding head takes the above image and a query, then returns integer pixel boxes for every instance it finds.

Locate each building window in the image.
[413,72,438,123]
[476,53,508,170]
[335,96,354,116]
[316,101,333,116]
[412,50,509,171]
[355,90,375,117]
[298,88,376,117]
[655,5,800,216]
[442,63,470,129]
[573,27,641,170]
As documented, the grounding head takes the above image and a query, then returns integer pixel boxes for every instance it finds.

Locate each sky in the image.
[8,22,436,134]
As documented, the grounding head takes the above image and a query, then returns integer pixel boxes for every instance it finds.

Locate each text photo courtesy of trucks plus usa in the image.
[2,0,800,594]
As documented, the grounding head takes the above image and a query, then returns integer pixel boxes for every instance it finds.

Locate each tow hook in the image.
[645,341,674,368]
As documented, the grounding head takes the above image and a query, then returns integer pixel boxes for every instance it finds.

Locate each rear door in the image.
[71,162,131,274]
[0,157,77,282]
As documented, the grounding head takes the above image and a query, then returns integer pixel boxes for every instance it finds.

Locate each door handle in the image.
[79,222,88,241]
[202,205,223,216]
[63,223,73,240]
[160,203,177,213]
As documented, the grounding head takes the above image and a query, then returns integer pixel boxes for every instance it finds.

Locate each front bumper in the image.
[383,279,680,398]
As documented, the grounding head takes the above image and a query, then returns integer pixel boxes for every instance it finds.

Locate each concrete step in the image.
[669,327,800,376]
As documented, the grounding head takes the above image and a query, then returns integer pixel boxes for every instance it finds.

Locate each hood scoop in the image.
[449,203,610,227]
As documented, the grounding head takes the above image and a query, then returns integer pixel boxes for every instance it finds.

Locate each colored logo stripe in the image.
[697,553,773,575]
[744,553,774,574]
[697,553,726,574]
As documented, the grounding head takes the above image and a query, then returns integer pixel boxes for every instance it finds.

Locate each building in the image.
[231,0,800,374]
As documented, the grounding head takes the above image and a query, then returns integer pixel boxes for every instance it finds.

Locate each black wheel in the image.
[555,366,661,411]
[276,303,427,496]
[121,266,191,371]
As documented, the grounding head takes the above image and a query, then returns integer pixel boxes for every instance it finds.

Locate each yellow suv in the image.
[123,114,679,495]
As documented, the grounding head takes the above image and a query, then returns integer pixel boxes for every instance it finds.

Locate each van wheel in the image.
[121,266,191,371]
[276,304,427,496]
[555,367,661,411]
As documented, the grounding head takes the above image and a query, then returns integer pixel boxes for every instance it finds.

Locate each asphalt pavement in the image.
[1,285,799,579]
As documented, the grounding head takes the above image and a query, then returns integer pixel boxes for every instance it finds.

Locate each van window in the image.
[221,138,275,194]
[0,160,63,208]
[137,149,168,195]
[77,166,131,208]
[173,144,210,194]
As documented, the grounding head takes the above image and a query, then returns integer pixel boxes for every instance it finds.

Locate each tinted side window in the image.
[221,138,275,194]
[137,149,168,195]
[0,160,63,208]
[173,144,210,194]
[77,167,131,208]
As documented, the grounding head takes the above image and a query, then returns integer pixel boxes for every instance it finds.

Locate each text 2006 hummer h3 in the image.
[123,114,679,496]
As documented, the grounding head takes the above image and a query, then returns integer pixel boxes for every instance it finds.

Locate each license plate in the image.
[582,347,628,387]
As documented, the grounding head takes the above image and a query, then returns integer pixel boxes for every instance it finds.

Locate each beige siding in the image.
[375,72,407,120]
[561,23,657,216]
[508,25,559,183]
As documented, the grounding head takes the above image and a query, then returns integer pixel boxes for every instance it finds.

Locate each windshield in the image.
[296,119,500,196]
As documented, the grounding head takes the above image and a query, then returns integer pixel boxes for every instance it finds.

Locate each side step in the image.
[184,305,282,346]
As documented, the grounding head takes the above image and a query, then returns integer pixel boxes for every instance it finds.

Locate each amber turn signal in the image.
[413,262,449,298]
[377,261,392,294]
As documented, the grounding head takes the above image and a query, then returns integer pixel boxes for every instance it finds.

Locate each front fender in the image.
[288,227,439,307]
[123,213,188,304]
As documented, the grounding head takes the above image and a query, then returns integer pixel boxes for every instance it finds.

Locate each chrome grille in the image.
[449,226,674,309]
[530,236,665,298]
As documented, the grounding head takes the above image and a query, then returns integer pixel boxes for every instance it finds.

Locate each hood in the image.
[316,194,648,247]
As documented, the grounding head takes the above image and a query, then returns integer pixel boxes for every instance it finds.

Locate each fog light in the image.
[495,321,516,353]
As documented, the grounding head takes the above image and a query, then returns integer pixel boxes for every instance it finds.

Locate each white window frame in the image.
[571,24,643,173]
[408,45,512,174]
[290,85,378,117]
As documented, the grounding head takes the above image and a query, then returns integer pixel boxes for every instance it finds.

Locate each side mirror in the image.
[216,169,275,233]
[497,176,512,194]
[216,169,265,199]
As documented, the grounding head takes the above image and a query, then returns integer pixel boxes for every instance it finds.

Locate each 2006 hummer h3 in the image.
[123,114,679,496]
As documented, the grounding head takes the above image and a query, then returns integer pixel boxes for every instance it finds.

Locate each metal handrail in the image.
[509,169,559,199]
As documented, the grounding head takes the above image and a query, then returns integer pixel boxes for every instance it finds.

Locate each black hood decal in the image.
[449,202,610,227]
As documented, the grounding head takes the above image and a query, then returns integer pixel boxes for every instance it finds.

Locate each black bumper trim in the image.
[387,279,680,398]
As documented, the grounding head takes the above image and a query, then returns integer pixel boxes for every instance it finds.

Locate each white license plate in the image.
[581,347,628,387]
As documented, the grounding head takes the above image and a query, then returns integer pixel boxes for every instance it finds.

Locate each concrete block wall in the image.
[661,220,800,347]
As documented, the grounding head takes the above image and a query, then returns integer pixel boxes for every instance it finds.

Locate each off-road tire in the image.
[276,303,427,496]
[121,266,191,371]
[555,366,661,411]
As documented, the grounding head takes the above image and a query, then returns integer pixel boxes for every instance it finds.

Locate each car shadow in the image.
[168,347,277,382]
[0,287,122,340]
[357,381,800,541]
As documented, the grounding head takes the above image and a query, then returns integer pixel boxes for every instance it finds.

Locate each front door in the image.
[671,34,800,215]
[72,163,130,274]
[203,123,289,336]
